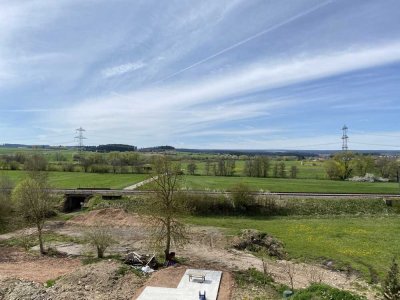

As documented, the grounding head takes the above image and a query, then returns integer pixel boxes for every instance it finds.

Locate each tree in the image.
[325,152,354,180]
[383,258,400,300]
[24,153,48,173]
[187,162,197,175]
[0,175,13,230]
[12,177,56,255]
[290,165,298,179]
[277,162,286,178]
[205,160,211,176]
[109,152,122,173]
[145,156,189,260]
[272,163,278,177]
[85,225,116,258]
[353,155,374,176]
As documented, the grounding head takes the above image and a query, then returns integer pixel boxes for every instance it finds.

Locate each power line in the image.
[74,127,87,152]
[351,141,400,148]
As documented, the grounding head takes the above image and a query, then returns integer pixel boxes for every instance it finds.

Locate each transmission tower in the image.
[342,125,349,151]
[75,127,87,152]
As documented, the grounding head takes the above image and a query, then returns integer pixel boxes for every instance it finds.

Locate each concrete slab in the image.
[137,287,196,300]
[178,269,222,300]
[136,268,222,300]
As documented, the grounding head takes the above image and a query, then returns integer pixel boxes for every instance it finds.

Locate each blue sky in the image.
[1,0,400,150]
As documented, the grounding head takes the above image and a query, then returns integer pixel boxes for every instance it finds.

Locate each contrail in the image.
[156,0,333,83]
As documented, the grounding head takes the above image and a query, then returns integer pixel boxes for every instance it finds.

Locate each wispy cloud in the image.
[42,42,400,147]
[102,61,146,78]
[1,0,400,149]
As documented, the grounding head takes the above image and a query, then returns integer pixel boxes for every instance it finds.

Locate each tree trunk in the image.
[37,224,44,255]
[97,246,104,258]
[164,218,171,261]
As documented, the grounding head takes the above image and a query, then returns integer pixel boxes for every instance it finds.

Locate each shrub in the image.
[382,258,400,300]
[234,268,274,288]
[293,283,366,300]
[231,183,256,212]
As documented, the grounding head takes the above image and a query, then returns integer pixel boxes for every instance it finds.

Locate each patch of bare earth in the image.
[1,209,379,299]
[66,208,143,227]
[66,209,378,299]
[0,247,80,283]
[0,260,145,300]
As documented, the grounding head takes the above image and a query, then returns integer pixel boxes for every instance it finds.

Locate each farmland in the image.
[0,170,147,189]
[182,175,399,194]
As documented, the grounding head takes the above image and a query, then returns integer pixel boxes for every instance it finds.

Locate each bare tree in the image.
[284,262,296,291]
[144,156,189,260]
[12,177,55,255]
[307,266,324,284]
[85,225,116,258]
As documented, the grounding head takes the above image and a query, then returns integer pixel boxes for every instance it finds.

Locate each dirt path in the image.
[124,177,156,190]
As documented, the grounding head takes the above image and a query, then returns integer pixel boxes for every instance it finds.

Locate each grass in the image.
[187,215,400,282]
[1,170,148,189]
[181,175,400,194]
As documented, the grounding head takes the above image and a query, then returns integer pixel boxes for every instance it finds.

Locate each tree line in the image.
[325,152,400,181]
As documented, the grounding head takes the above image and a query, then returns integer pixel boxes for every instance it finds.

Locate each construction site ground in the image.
[0,208,378,299]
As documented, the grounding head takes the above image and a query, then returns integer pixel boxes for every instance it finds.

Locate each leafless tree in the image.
[144,156,189,260]
[85,225,117,258]
[284,262,296,291]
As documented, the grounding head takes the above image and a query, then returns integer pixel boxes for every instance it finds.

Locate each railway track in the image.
[56,189,400,199]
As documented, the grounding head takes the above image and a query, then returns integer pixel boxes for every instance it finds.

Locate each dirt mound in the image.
[47,260,145,300]
[0,279,47,300]
[0,261,146,300]
[233,229,286,259]
[67,208,142,227]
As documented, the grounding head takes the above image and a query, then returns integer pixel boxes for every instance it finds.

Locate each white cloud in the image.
[40,42,400,147]
[101,62,146,78]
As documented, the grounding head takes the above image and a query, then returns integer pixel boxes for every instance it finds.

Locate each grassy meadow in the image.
[181,175,400,194]
[0,170,147,189]
[187,215,400,281]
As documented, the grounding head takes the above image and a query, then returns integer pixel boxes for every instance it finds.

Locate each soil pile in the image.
[67,208,141,227]
[0,261,145,300]
[233,229,286,259]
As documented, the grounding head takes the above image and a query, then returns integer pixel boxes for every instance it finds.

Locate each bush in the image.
[382,258,400,299]
[62,163,75,172]
[231,183,256,212]
[90,164,111,173]
[182,193,234,215]
[293,283,366,300]
[234,268,274,288]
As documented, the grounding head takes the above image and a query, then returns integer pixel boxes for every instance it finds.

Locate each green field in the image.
[0,170,148,189]
[181,175,400,194]
[187,215,400,281]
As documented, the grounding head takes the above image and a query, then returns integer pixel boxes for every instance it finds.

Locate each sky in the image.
[0,0,400,150]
